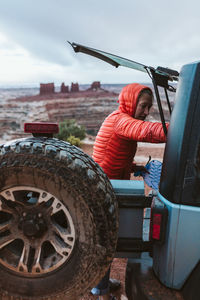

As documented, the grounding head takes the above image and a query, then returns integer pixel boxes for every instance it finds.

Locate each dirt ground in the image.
[80,142,165,300]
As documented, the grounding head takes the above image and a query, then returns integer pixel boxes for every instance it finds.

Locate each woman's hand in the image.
[133,165,149,175]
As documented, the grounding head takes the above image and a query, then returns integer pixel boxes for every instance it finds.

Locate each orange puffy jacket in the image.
[92,83,168,180]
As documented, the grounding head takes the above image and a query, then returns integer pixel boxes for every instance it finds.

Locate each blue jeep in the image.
[0,43,199,300]
[70,42,200,300]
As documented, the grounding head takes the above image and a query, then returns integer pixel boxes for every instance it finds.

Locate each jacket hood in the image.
[118,83,152,116]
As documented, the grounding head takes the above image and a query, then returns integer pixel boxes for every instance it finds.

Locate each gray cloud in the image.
[0,0,200,84]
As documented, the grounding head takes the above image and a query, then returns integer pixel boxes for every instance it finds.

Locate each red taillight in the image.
[152,213,162,240]
[24,123,59,134]
[150,206,168,244]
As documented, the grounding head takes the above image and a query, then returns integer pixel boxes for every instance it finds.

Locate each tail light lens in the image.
[24,123,59,134]
[150,204,168,244]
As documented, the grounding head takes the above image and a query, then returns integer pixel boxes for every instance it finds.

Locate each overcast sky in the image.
[0,0,200,87]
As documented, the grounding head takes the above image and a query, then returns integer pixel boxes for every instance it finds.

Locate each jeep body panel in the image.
[70,42,200,299]
[153,193,200,289]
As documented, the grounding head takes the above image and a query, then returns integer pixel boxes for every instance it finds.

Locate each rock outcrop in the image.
[0,90,118,142]
[40,83,55,95]
[46,95,118,135]
[71,82,79,92]
[60,83,69,93]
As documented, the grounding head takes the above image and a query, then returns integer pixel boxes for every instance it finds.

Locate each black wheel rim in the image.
[0,186,75,276]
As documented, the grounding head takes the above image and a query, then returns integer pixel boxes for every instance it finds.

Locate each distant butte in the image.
[12,81,117,103]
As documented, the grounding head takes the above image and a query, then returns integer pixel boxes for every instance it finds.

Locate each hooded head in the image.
[118,83,153,119]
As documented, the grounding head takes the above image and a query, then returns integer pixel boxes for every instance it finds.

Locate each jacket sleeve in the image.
[114,113,168,143]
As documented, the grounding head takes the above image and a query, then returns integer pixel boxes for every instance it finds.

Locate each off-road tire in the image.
[0,137,118,300]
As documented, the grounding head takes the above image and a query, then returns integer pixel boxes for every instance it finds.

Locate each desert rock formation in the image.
[0,82,173,143]
[0,88,118,142]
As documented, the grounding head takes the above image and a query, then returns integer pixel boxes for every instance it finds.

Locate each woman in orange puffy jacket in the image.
[92,82,168,180]
[91,83,168,300]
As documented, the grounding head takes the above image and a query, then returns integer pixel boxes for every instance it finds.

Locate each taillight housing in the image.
[24,123,59,137]
[150,201,168,244]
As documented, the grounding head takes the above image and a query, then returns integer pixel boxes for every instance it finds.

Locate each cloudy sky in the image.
[0,0,199,87]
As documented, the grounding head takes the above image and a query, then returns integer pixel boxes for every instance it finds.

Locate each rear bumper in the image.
[125,252,183,300]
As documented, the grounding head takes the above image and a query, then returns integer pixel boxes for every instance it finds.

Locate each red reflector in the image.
[152,213,162,240]
[24,123,59,134]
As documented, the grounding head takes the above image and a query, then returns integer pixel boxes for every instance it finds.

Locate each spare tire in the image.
[0,137,118,300]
